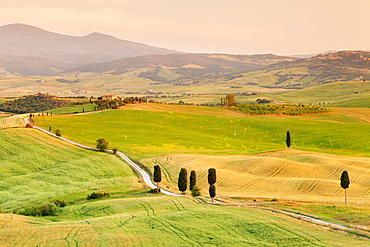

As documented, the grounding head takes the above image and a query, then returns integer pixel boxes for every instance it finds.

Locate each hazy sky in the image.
[1,0,369,55]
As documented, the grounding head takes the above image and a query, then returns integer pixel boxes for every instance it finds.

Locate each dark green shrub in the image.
[87,192,110,200]
[191,186,201,196]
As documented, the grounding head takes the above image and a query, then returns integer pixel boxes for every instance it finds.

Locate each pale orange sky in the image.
[1,0,369,55]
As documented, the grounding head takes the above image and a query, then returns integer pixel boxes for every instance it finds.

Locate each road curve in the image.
[24,117,181,197]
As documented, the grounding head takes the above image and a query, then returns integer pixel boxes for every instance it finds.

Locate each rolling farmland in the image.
[1,105,369,245]
[32,104,370,204]
[142,149,370,206]
[34,104,370,159]
[0,196,369,246]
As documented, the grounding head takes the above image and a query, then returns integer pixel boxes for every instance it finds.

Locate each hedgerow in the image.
[233,103,330,115]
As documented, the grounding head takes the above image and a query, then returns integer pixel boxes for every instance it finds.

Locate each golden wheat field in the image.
[0,114,27,129]
[142,149,370,206]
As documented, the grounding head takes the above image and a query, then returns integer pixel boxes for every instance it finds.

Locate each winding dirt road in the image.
[23,117,181,197]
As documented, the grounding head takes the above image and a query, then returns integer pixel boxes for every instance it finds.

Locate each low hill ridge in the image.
[0,23,181,76]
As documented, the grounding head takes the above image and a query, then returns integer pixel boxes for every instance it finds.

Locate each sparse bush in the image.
[16,202,58,217]
[55,129,61,137]
[87,192,110,200]
[53,199,67,207]
[149,188,161,193]
[191,186,201,196]
[96,138,108,151]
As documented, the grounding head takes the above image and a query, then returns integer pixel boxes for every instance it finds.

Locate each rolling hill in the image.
[65,53,297,83]
[220,50,370,89]
[0,23,181,76]
[64,50,370,89]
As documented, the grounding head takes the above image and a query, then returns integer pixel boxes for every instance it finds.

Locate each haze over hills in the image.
[66,50,370,87]
[65,53,297,83]
[0,23,181,76]
[1,23,370,90]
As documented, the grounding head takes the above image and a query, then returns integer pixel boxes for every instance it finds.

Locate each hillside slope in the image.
[66,53,296,83]
[0,23,180,76]
[222,50,370,89]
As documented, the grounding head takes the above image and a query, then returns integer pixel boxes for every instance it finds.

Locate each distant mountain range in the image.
[0,23,181,76]
[1,23,370,88]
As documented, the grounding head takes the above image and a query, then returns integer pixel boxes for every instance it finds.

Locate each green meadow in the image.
[42,103,96,114]
[271,81,370,106]
[1,196,369,246]
[34,105,370,159]
[0,127,142,211]
[1,106,369,245]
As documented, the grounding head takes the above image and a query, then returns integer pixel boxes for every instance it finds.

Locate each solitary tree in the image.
[226,94,235,106]
[178,168,188,194]
[55,129,61,138]
[189,170,196,191]
[286,131,291,148]
[208,168,217,203]
[96,138,108,151]
[209,185,216,203]
[153,165,162,192]
[340,171,350,205]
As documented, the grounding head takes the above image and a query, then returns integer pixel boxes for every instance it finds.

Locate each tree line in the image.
[0,93,71,113]
[234,103,330,115]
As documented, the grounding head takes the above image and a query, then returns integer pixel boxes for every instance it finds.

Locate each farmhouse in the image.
[102,95,121,101]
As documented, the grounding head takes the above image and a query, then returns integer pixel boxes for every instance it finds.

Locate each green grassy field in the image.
[267,202,370,229]
[0,196,368,246]
[271,81,370,106]
[42,103,97,114]
[34,104,370,159]
[0,127,142,211]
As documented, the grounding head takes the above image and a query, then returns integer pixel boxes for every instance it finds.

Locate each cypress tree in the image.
[178,168,188,194]
[153,165,162,192]
[208,168,217,203]
[189,170,196,191]
[209,185,216,203]
[208,168,217,186]
[286,131,291,148]
[340,171,350,205]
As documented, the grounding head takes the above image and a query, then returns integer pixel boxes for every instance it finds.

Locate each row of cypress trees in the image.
[154,131,350,205]
[153,165,217,202]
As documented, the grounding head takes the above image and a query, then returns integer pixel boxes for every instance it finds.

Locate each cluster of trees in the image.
[220,94,235,107]
[234,103,330,115]
[0,93,71,113]
[13,199,68,217]
[95,97,147,110]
